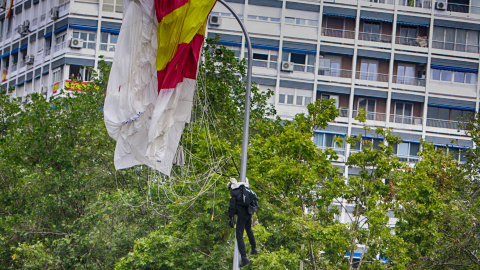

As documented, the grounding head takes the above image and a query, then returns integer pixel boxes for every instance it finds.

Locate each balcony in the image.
[318,68,352,78]
[355,71,389,82]
[398,0,432,9]
[359,32,392,43]
[352,110,386,121]
[54,41,67,52]
[390,115,423,125]
[432,40,479,54]
[396,154,420,163]
[392,75,426,86]
[396,36,428,47]
[426,118,467,130]
[322,28,355,39]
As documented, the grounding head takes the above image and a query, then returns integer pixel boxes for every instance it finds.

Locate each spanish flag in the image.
[104,0,216,176]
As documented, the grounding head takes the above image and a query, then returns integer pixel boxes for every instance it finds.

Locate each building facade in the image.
[0,0,122,99]
[208,0,476,166]
[208,0,478,227]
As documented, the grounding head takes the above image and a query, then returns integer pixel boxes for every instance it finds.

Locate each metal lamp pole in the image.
[216,0,253,269]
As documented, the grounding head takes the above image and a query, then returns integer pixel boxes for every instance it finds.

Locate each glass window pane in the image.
[466,73,477,84]
[440,70,452,81]
[314,133,324,147]
[248,15,256,20]
[438,108,450,120]
[404,103,413,116]
[454,72,465,83]
[359,98,367,109]
[305,97,311,105]
[409,143,420,156]
[296,18,306,25]
[397,143,409,156]
[290,53,306,64]
[296,96,303,105]
[287,95,294,104]
[451,109,462,120]
[110,34,118,43]
[279,94,285,103]
[80,32,87,40]
[101,32,108,43]
[325,134,335,147]
[253,53,268,60]
[285,17,295,24]
[427,107,438,118]
[432,69,441,80]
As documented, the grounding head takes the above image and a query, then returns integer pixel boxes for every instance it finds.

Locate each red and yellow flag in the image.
[104,0,216,176]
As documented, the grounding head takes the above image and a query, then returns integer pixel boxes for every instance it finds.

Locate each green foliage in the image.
[2,41,480,270]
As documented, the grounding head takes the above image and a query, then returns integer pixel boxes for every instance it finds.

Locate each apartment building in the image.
[208,0,477,168]
[0,0,122,99]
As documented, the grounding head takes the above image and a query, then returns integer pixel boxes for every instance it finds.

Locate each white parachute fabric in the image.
[104,0,195,176]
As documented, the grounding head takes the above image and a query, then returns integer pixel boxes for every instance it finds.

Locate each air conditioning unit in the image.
[209,15,221,26]
[25,54,34,64]
[17,25,26,35]
[50,7,59,20]
[70,38,83,49]
[281,61,294,72]
[0,0,6,9]
[435,0,447,10]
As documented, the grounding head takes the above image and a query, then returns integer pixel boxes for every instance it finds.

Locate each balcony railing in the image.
[322,28,355,39]
[318,68,352,78]
[398,0,432,8]
[396,36,428,47]
[355,71,389,82]
[390,115,423,125]
[432,40,479,53]
[392,75,426,86]
[54,41,67,52]
[339,108,349,117]
[353,110,386,121]
[252,60,277,69]
[359,32,392,43]
[361,0,395,5]
[426,118,467,130]
[396,155,420,163]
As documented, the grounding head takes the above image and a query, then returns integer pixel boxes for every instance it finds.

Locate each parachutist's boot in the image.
[251,248,259,255]
[239,256,251,267]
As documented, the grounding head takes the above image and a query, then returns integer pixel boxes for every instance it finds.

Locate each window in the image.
[398,26,417,45]
[362,21,380,41]
[73,31,96,49]
[52,67,63,83]
[6,16,13,38]
[321,94,339,108]
[314,132,345,155]
[430,68,477,84]
[247,15,280,23]
[358,98,376,120]
[103,0,123,13]
[396,64,415,84]
[100,32,118,51]
[54,33,67,52]
[285,16,317,26]
[435,146,468,163]
[246,49,278,69]
[282,52,315,73]
[393,142,420,162]
[44,36,52,56]
[10,53,18,71]
[427,106,473,121]
[433,27,479,53]
[359,60,378,81]
[279,89,312,106]
[318,56,343,77]
[352,137,383,151]
[394,102,413,124]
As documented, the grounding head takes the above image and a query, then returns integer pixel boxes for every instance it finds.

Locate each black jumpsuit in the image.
[229,187,257,257]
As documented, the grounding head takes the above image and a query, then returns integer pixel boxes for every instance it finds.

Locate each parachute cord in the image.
[211,180,216,220]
